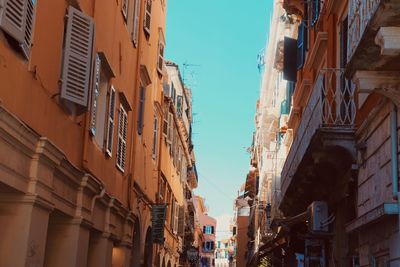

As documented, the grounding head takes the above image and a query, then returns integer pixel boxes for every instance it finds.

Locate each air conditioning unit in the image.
[307,201,328,233]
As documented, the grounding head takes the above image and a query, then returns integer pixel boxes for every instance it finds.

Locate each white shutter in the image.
[106,86,116,156]
[116,105,128,172]
[132,0,140,46]
[121,0,128,20]
[21,0,36,58]
[90,54,101,135]
[0,0,26,43]
[143,0,151,35]
[60,6,94,107]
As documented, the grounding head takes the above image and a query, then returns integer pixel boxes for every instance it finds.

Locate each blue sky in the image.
[166,0,273,238]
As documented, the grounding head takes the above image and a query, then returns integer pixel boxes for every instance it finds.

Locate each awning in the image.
[345,202,398,233]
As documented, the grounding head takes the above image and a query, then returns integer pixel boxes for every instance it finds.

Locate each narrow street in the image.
[0,0,400,267]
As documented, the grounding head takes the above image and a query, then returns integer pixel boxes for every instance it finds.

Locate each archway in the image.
[131,220,141,267]
[167,260,171,267]
[143,227,153,267]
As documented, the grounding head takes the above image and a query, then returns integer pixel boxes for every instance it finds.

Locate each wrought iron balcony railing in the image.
[280,69,356,198]
[348,0,381,62]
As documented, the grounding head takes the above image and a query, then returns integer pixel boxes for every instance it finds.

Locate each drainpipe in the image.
[390,102,399,199]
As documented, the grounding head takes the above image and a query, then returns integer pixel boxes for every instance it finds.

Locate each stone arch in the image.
[130,219,141,267]
[167,260,171,267]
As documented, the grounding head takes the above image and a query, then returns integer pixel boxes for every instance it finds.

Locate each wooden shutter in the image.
[90,54,101,135]
[173,201,179,234]
[167,112,173,144]
[106,86,116,156]
[178,205,185,236]
[60,6,94,107]
[157,41,164,74]
[152,117,158,158]
[117,105,128,171]
[0,0,26,43]
[132,0,141,46]
[121,0,128,20]
[143,0,151,35]
[170,199,175,228]
[177,96,183,117]
[137,86,145,135]
[21,0,36,58]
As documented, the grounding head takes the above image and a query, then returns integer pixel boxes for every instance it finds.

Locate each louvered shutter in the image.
[178,206,185,237]
[143,0,151,35]
[152,117,158,158]
[137,86,145,135]
[132,0,140,46]
[297,22,306,70]
[117,105,128,172]
[167,112,173,144]
[173,201,179,234]
[121,0,128,20]
[106,86,116,156]
[157,41,164,73]
[21,0,36,58]
[60,6,94,107]
[0,0,26,43]
[90,54,101,135]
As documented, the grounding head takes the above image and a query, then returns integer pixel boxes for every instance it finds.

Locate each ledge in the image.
[345,202,398,233]
[305,32,328,69]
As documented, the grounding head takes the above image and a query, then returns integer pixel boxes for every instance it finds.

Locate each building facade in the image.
[245,0,400,266]
[0,1,199,267]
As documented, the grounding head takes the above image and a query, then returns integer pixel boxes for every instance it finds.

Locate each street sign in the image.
[151,204,167,244]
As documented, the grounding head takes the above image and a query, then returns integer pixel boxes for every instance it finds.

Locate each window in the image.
[173,201,179,234]
[105,86,116,156]
[311,0,320,26]
[203,241,214,251]
[121,0,128,21]
[116,105,128,172]
[0,0,37,58]
[167,112,173,144]
[143,0,151,35]
[157,40,164,74]
[177,96,183,117]
[132,0,141,46]
[203,225,214,234]
[297,22,306,69]
[90,54,113,150]
[158,177,166,201]
[163,104,169,138]
[152,116,158,159]
[60,6,94,109]
[137,86,145,135]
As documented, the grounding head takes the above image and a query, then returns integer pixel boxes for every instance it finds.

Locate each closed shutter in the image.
[0,0,26,43]
[137,86,145,135]
[177,96,183,117]
[143,0,151,35]
[170,199,175,228]
[90,54,101,135]
[106,86,116,156]
[21,0,36,58]
[60,6,94,107]
[121,0,128,21]
[167,112,173,144]
[173,201,179,234]
[116,105,128,172]
[152,117,158,158]
[178,205,184,236]
[157,41,164,73]
[132,0,141,46]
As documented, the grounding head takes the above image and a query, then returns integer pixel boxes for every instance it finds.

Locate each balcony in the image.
[346,0,400,76]
[279,69,357,214]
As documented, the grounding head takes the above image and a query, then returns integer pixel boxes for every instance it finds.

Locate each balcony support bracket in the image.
[375,27,400,56]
